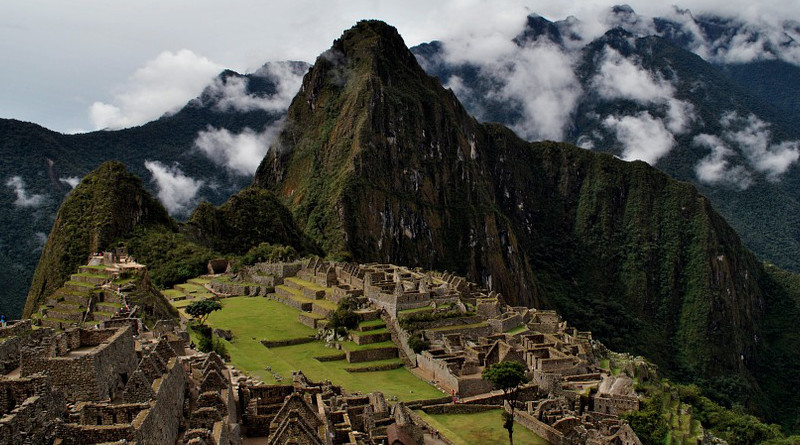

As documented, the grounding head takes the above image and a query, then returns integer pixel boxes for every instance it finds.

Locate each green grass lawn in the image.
[416,409,550,445]
[163,289,184,299]
[190,296,443,402]
[285,276,328,292]
[505,325,528,335]
[359,319,386,329]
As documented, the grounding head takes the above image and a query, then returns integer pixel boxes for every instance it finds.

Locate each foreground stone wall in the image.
[512,408,567,445]
[133,356,187,444]
[345,347,398,363]
[21,327,138,402]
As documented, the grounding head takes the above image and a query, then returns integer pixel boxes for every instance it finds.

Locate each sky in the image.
[1,0,799,133]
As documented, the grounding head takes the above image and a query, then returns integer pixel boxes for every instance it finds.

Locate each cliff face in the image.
[253,20,768,398]
[24,161,173,317]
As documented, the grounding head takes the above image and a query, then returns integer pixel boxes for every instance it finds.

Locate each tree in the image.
[482,361,530,445]
[185,299,222,327]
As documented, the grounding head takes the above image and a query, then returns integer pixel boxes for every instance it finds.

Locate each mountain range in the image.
[17,18,800,434]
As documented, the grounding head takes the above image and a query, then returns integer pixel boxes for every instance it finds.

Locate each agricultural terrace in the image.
[169,286,443,402]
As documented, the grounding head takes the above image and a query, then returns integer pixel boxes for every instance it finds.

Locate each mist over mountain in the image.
[411,5,800,276]
[12,13,800,433]
[0,61,306,317]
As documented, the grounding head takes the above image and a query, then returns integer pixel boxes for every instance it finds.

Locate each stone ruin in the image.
[0,319,241,445]
[237,371,427,445]
[5,256,648,444]
[209,259,644,445]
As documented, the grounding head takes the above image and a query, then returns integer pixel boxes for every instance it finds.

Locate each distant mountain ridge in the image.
[0,61,306,317]
[411,6,800,276]
[20,18,800,431]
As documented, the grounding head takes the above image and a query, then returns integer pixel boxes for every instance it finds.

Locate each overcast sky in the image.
[1,0,798,133]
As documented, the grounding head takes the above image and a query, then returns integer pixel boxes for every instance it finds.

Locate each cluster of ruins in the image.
[3,254,648,444]
[199,258,648,445]
[32,247,146,331]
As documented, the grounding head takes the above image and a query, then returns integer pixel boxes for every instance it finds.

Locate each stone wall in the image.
[594,394,639,416]
[421,404,498,415]
[133,357,187,444]
[415,351,460,394]
[75,402,149,425]
[489,313,522,333]
[383,314,417,367]
[21,327,138,402]
[0,336,22,374]
[210,282,273,297]
[345,346,398,363]
[512,407,567,445]
[424,323,493,341]
[457,375,494,397]
[55,423,135,444]
[0,320,31,339]
[261,337,315,348]
[247,261,303,280]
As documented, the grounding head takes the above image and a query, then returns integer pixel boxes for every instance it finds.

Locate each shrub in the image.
[407,335,430,353]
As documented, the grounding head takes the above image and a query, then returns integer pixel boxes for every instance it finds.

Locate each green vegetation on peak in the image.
[250,21,800,430]
[24,161,172,317]
[184,186,319,256]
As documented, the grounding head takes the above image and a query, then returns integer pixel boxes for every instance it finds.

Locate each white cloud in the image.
[89,49,223,129]
[438,31,583,141]
[721,112,800,179]
[5,176,45,207]
[6,1,800,132]
[603,112,675,164]
[592,48,695,134]
[194,123,283,176]
[500,42,583,140]
[210,62,306,113]
[143,161,204,215]
[693,133,752,188]
[34,232,47,249]
[593,48,674,103]
[602,4,657,37]
[60,176,81,189]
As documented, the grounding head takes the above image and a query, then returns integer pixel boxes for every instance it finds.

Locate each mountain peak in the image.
[333,20,413,60]
[24,161,172,317]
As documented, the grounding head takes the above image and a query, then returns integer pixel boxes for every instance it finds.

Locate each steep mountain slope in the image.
[24,161,173,317]
[1,61,306,317]
[252,21,800,426]
[184,186,319,256]
[411,9,800,278]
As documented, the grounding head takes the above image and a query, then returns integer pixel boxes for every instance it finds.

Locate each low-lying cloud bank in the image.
[5,176,46,208]
[694,112,800,188]
[143,161,204,216]
[89,50,223,130]
[194,121,283,176]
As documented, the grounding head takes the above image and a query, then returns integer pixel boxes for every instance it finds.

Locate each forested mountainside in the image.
[1,62,306,317]
[254,20,800,428]
[412,7,800,278]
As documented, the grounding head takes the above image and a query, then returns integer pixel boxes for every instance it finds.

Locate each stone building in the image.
[20,326,138,402]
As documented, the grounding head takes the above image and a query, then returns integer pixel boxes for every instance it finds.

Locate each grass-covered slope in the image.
[253,20,800,427]
[24,161,172,317]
